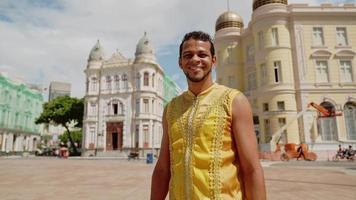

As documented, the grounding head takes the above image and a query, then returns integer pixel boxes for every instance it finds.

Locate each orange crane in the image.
[308,102,342,118]
[271,102,342,154]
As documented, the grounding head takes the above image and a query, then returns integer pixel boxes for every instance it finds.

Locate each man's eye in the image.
[199,54,208,58]
[183,54,192,59]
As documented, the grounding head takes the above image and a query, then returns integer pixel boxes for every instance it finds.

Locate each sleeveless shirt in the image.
[166,83,243,200]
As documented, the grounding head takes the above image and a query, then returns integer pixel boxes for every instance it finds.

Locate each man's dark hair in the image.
[179,31,215,58]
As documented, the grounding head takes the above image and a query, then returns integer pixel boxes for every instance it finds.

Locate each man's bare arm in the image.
[150,107,170,200]
[232,94,266,200]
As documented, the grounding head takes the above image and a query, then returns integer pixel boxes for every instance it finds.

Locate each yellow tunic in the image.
[166,83,243,200]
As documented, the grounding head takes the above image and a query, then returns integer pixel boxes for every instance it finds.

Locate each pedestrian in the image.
[151,31,266,200]
[297,143,306,160]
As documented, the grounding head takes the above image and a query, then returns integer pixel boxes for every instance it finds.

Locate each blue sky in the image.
[0,0,354,98]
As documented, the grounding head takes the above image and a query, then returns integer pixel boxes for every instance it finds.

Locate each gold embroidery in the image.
[167,85,242,200]
[208,89,232,199]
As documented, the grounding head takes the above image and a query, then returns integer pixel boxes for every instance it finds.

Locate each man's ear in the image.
[178,58,182,69]
[212,55,217,65]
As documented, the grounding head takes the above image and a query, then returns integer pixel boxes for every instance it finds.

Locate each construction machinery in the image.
[270,102,342,161]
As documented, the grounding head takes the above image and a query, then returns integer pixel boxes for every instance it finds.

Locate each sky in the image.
[0,0,354,99]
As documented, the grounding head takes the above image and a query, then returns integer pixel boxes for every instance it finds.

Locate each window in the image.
[340,60,353,82]
[273,61,282,83]
[91,77,97,92]
[143,125,149,148]
[246,45,255,64]
[271,28,279,46]
[152,73,155,87]
[90,102,96,115]
[227,46,235,64]
[106,76,111,90]
[114,75,120,89]
[260,64,268,85]
[135,99,140,115]
[152,99,155,114]
[112,103,118,115]
[312,27,324,46]
[344,102,356,140]
[264,119,271,142]
[143,99,149,113]
[316,61,329,83]
[263,103,269,112]
[278,118,287,144]
[258,31,264,50]
[144,72,149,86]
[122,74,128,89]
[247,72,257,90]
[336,27,348,46]
[277,101,285,111]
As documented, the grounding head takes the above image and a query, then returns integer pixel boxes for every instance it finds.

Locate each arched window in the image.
[144,72,149,86]
[106,76,111,90]
[114,75,120,90]
[91,77,97,92]
[344,102,356,140]
[317,102,338,141]
[152,73,155,87]
[122,74,128,89]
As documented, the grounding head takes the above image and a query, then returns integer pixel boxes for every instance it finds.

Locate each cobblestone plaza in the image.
[0,158,355,200]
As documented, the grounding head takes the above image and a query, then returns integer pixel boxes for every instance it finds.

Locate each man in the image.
[151,31,266,200]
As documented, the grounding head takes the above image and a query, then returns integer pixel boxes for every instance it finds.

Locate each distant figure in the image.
[337,144,345,159]
[297,143,307,160]
[346,145,354,160]
[59,142,69,158]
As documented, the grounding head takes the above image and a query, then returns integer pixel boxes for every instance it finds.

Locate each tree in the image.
[36,96,84,155]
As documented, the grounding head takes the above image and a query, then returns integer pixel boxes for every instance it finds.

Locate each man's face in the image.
[179,39,216,83]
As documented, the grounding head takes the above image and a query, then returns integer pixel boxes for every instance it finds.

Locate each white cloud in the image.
[0,0,353,98]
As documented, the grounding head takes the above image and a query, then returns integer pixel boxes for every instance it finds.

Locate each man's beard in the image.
[184,68,212,83]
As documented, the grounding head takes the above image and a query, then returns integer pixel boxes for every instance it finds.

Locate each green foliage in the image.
[36,96,84,155]
[59,130,82,145]
[35,96,84,128]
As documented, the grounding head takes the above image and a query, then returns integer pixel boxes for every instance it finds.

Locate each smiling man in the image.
[151,31,266,200]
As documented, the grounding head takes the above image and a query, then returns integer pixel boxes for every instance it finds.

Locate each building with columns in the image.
[0,72,43,154]
[82,33,180,156]
[214,1,356,158]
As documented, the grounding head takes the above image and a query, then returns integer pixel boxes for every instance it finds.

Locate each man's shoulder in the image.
[166,92,186,106]
[214,84,241,97]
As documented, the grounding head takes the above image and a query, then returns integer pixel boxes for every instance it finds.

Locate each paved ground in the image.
[0,157,355,200]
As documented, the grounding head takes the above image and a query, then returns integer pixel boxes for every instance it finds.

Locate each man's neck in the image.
[187,77,214,96]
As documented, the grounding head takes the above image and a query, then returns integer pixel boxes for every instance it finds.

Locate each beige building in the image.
[214,0,356,158]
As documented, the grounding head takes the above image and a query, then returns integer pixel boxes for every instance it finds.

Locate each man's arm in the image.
[232,94,266,200]
[151,107,170,200]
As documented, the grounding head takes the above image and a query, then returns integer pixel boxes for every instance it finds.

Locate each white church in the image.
[82,33,165,157]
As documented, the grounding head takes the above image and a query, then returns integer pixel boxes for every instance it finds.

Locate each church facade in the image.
[214,1,356,158]
[82,33,179,156]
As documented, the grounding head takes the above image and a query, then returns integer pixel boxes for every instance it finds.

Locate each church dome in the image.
[135,32,154,56]
[88,40,104,61]
[215,11,244,32]
[134,32,156,64]
[253,0,288,11]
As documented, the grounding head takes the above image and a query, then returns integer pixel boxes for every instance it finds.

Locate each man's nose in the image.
[190,54,200,63]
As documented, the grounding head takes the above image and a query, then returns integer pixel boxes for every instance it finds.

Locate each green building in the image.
[163,74,181,107]
[0,72,43,154]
